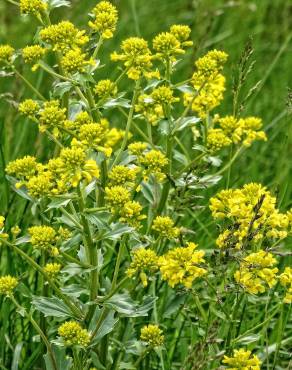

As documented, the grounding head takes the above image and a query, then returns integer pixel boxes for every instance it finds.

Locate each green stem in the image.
[111,81,140,168]
[12,67,46,100]
[4,240,83,319]
[10,296,58,370]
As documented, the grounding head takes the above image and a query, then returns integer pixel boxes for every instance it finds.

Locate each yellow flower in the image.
[210,183,290,249]
[184,50,228,118]
[59,145,100,187]
[207,128,232,153]
[153,32,184,60]
[40,21,89,52]
[39,100,67,135]
[78,123,106,151]
[127,248,159,287]
[61,48,94,74]
[0,276,18,296]
[152,216,180,239]
[0,44,14,64]
[234,251,278,294]
[27,171,54,198]
[279,267,292,304]
[29,226,58,251]
[44,263,62,278]
[111,37,152,80]
[0,216,5,229]
[22,45,46,70]
[170,25,193,47]
[6,156,42,184]
[151,85,179,106]
[119,200,146,228]
[19,99,40,118]
[88,1,118,39]
[105,186,130,209]
[140,324,164,347]
[159,242,206,288]
[128,142,148,156]
[58,321,90,347]
[223,348,261,370]
[139,149,168,181]
[94,79,117,99]
[108,165,138,187]
[20,0,47,15]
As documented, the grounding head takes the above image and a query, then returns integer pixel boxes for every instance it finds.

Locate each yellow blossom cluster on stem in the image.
[127,248,159,287]
[0,45,14,64]
[210,183,290,249]
[234,251,278,294]
[22,45,47,71]
[222,348,261,370]
[58,321,91,347]
[279,267,292,303]
[152,216,180,239]
[28,226,58,252]
[158,242,206,288]
[153,24,193,61]
[61,48,94,74]
[88,1,118,39]
[184,49,228,119]
[94,79,117,100]
[105,186,145,228]
[135,85,179,125]
[44,263,62,278]
[40,21,89,52]
[140,324,164,347]
[0,276,18,296]
[19,0,47,15]
[207,115,267,152]
[111,37,153,80]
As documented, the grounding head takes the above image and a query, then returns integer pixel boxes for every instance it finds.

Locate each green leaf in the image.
[163,294,186,318]
[89,308,119,345]
[235,334,261,345]
[44,345,72,370]
[173,116,200,132]
[46,197,71,211]
[97,223,134,241]
[104,293,156,317]
[32,296,73,318]
[48,0,71,9]
[52,81,72,98]
[61,284,89,298]
[12,342,23,370]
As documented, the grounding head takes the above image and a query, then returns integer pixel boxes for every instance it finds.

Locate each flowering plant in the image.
[0,1,291,369]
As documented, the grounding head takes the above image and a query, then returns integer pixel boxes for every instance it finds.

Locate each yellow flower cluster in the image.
[22,45,47,71]
[136,86,179,125]
[0,276,18,296]
[28,226,58,251]
[61,49,94,74]
[207,128,232,152]
[105,186,145,228]
[153,24,193,61]
[94,79,117,100]
[140,324,164,347]
[159,242,206,288]
[0,44,14,64]
[19,0,47,15]
[152,216,180,239]
[234,251,278,294]
[88,1,118,39]
[139,149,169,182]
[40,21,89,52]
[111,37,152,80]
[44,263,62,278]
[108,165,138,187]
[279,267,292,303]
[0,216,5,229]
[207,115,267,152]
[210,183,290,249]
[127,248,159,287]
[128,142,148,156]
[184,49,228,118]
[19,99,40,117]
[222,349,261,369]
[58,321,90,347]
[38,100,67,135]
[6,155,42,188]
